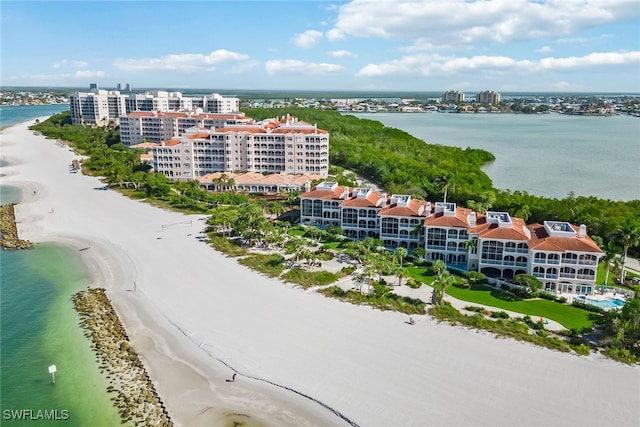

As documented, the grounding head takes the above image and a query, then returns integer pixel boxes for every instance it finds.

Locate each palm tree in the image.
[436,271,455,305]
[463,238,477,255]
[601,241,620,286]
[613,221,640,284]
[435,172,456,204]
[395,247,408,268]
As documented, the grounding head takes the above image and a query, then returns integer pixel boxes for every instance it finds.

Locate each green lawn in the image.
[405,265,599,331]
[445,284,599,331]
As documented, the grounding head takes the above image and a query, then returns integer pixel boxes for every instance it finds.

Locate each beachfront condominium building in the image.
[69,87,240,126]
[442,90,465,103]
[119,110,251,146]
[300,183,603,295]
[152,115,329,180]
[124,91,239,114]
[300,183,428,249]
[69,89,127,127]
[475,90,501,105]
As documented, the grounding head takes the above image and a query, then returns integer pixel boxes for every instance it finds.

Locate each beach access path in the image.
[2,119,639,427]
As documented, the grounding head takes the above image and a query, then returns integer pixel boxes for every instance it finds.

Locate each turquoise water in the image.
[0,185,22,205]
[1,104,122,426]
[577,296,626,309]
[0,245,123,426]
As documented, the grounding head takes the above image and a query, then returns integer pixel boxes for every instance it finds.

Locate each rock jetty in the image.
[73,288,173,426]
[0,203,34,250]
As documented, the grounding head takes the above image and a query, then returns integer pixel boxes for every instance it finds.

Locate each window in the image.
[381,217,399,235]
[481,241,503,262]
[427,228,447,248]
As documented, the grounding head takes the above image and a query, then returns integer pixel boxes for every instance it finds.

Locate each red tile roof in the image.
[379,198,427,217]
[301,185,346,200]
[527,224,602,253]
[341,191,383,208]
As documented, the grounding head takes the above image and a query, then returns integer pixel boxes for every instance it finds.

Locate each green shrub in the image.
[535,291,559,301]
[405,278,423,289]
[282,268,338,288]
[603,348,638,364]
[571,299,606,314]
[570,344,591,356]
[491,311,510,319]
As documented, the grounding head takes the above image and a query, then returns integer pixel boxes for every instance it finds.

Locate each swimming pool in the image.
[575,295,626,309]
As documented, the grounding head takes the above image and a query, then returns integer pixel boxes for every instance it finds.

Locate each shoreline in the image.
[2,117,639,427]
[1,119,347,427]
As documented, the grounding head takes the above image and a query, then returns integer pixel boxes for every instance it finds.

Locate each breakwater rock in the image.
[73,288,173,426]
[0,203,34,250]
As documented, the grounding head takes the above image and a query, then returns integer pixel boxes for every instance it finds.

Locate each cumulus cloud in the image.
[330,0,639,48]
[113,50,250,72]
[53,59,89,69]
[265,59,344,75]
[357,51,640,77]
[327,49,355,58]
[292,30,323,48]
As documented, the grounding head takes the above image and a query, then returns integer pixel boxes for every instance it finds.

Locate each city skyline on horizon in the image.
[1,1,639,93]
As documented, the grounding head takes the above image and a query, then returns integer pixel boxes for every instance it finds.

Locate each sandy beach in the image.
[2,119,639,426]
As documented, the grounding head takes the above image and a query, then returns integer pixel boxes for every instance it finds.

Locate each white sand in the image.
[2,119,639,427]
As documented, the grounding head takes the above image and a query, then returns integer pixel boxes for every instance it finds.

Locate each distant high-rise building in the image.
[89,83,99,90]
[125,84,132,91]
[442,90,465,103]
[69,88,239,126]
[475,90,501,105]
[116,83,122,91]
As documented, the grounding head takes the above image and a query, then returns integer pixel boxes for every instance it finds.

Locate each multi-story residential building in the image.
[379,195,428,250]
[528,221,602,294]
[476,90,501,105]
[300,183,603,295]
[340,187,385,240]
[152,115,329,179]
[300,182,347,229]
[119,110,251,146]
[69,89,127,126]
[301,185,428,248]
[69,87,239,126]
[442,90,465,103]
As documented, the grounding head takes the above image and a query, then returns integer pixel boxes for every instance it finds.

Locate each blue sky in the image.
[1,0,639,92]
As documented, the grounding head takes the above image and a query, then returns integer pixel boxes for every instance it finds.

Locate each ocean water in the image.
[1,104,121,426]
[357,112,640,201]
[0,244,122,426]
[0,104,69,128]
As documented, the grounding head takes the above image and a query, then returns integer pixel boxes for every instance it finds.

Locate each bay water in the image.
[357,112,640,201]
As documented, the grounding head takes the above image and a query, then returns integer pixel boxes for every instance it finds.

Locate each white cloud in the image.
[74,70,108,78]
[357,51,640,77]
[326,28,345,42]
[536,46,555,53]
[225,60,260,75]
[331,0,639,48]
[538,51,640,69]
[5,70,108,85]
[327,49,355,58]
[265,59,344,75]
[113,50,250,72]
[292,30,323,48]
[53,59,89,69]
